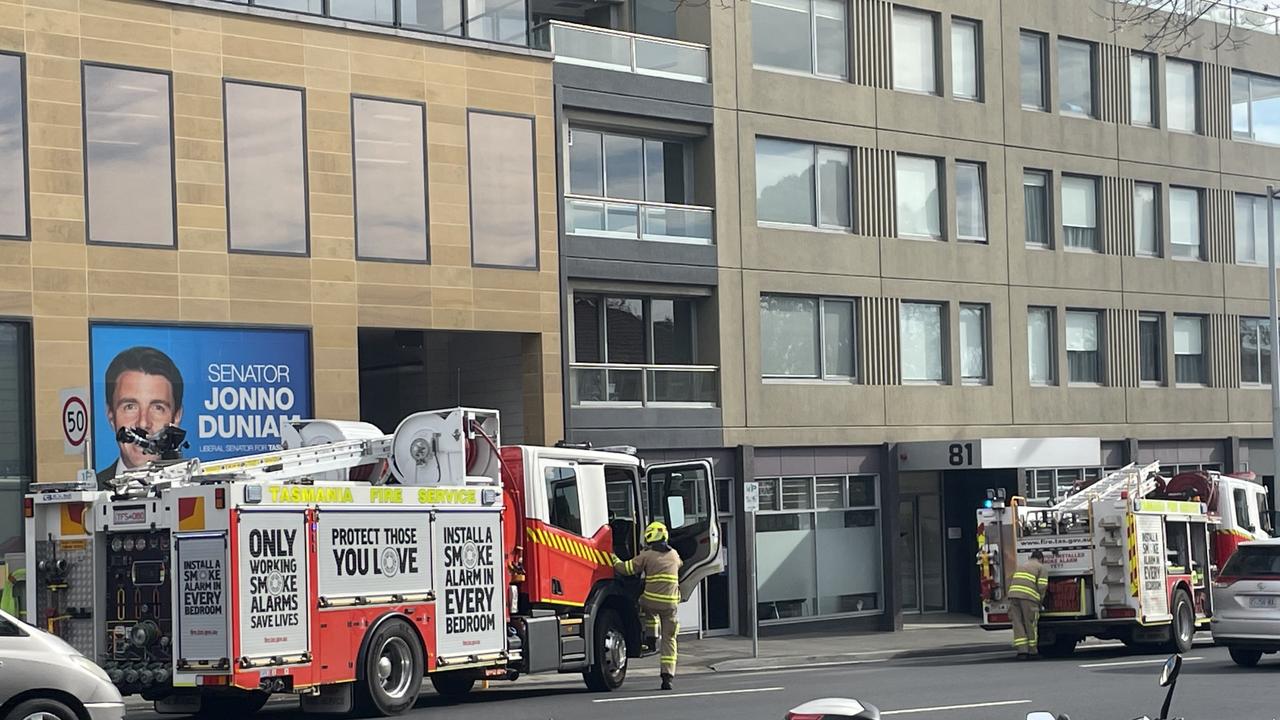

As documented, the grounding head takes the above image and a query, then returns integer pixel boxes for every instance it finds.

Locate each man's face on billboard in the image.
[108,370,182,469]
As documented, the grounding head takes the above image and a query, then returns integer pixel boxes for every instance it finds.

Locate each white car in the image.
[0,610,124,720]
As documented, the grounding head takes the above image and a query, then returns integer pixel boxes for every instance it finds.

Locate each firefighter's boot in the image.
[660,673,673,691]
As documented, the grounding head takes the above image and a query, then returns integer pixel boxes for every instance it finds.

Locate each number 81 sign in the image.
[60,387,89,456]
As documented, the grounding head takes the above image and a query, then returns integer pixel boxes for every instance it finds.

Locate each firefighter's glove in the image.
[610,553,621,565]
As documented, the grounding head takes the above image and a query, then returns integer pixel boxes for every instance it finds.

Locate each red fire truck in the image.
[25,408,721,715]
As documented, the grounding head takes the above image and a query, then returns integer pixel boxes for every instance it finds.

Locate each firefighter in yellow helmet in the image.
[1008,549,1050,659]
[613,521,683,690]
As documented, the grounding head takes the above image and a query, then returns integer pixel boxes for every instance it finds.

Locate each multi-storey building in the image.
[544,0,1280,636]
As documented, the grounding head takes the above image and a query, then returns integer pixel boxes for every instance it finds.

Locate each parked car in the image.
[1211,538,1280,666]
[786,698,881,719]
[0,609,124,720]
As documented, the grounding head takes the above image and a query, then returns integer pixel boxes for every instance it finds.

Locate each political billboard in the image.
[89,323,312,486]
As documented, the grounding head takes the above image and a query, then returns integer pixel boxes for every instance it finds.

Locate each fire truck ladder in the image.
[1053,461,1162,514]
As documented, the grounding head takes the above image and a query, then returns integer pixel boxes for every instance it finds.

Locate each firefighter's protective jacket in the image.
[614,545,683,608]
[1008,557,1050,603]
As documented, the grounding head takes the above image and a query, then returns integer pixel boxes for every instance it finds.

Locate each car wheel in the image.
[1165,589,1195,655]
[1230,648,1264,667]
[429,672,476,701]
[5,699,78,720]
[194,690,269,718]
[359,619,425,716]
[583,610,627,692]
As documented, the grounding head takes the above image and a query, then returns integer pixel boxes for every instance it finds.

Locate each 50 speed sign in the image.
[60,387,89,455]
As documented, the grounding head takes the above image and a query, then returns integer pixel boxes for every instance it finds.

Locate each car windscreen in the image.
[1221,546,1280,577]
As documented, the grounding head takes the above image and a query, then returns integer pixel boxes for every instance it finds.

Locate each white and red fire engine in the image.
[976,462,1269,656]
[24,407,721,715]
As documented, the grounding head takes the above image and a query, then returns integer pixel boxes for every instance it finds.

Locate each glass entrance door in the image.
[701,519,735,635]
[899,473,946,613]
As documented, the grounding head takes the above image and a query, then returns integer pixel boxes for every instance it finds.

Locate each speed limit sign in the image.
[60,387,89,455]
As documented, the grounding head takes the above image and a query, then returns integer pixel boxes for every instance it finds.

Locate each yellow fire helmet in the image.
[644,521,669,544]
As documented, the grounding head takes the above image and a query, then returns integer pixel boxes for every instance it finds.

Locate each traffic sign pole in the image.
[743,481,760,660]
[59,387,92,480]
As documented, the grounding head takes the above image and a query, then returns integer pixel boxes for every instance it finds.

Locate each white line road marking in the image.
[592,687,785,703]
[881,700,1033,715]
[724,659,889,674]
[1079,656,1202,669]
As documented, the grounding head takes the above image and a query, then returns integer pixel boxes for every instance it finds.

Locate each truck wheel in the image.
[1038,634,1079,658]
[1165,589,1195,655]
[583,610,627,692]
[5,698,77,720]
[429,672,476,701]
[1230,648,1263,667]
[360,619,424,716]
[195,690,269,718]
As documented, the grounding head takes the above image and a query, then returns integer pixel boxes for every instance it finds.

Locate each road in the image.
[128,644,1276,720]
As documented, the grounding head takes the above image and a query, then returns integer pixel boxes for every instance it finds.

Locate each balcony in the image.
[565,195,714,245]
[531,21,710,83]
[1118,0,1280,34]
[570,363,719,406]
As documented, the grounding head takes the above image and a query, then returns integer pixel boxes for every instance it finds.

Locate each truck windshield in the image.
[1221,546,1280,578]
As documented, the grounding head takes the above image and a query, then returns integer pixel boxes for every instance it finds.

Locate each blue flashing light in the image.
[983,499,994,509]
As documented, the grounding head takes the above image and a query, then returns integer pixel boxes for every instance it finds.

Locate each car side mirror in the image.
[1159,654,1182,687]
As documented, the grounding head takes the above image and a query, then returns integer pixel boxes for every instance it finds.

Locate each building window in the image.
[1024,466,1119,502]
[1028,306,1055,385]
[83,64,175,247]
[1062,175,1099,251]
[900,302,944,383]
[1134,182,1160,257]
[1139,312,1164,384]
[248,0,527,44]
[1170,186,1202,260]
[955,161,987,242]
[1066,310,1101,384]
[755,138,851,230]
[751,0,848,80]
[1058,38,1095,117]
[1234,193,1276,266]
[572,294,713,405]
[1019,31,1047,111]
[760,295,856,380]
[1023,170,1051,247]
[755,474,882,621]
[1241,317,1272,386]
[400,0,463,35]
[1166,59,1199,133]
[468,111,537,269]
[895,155,941,239]
[1231,71,1280,144]
[545,466,584,535]
[467,0,529,44]
[352,97,428,262]
[951,19,980,101]
[0,322,30,554]
[224,81,307,255]
[892,7,937,95]
[1130,52,1156,127]
[1174,315,1206,385]
[0,54,27,240]
[959,303,988,384]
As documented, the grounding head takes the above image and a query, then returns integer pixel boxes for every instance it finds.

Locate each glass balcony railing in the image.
[531,21,710,83]
[1118,0,1280,35]
[570,364,719,406]
[565,195,714,245]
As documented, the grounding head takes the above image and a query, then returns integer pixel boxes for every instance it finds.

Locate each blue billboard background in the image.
[90,324,312,476]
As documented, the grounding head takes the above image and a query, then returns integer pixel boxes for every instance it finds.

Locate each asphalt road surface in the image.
[127,644,1277,720]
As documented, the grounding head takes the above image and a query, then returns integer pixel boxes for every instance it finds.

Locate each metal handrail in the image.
[570,363,718,372]
[1118,0,1280,34]
[563,194,714,214]
[534,19,709,51]
[533,20,710,82]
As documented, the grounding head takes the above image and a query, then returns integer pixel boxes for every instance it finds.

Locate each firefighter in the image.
[1008,549,1049,659]
[613,521,683,690]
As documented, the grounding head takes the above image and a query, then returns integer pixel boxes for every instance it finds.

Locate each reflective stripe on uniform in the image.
[643,591,681,604]
[648,573,679,582]
[1007,586,1041,601]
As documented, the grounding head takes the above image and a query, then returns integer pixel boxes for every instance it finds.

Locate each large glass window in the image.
[951,19,980,101]
[760,295,856,380]
[895,155,941,239]
[1232,71,1280,145]
[468,111,537,268]
[1058,38,1095,117]
[330,0,395,23]
[1170,186,1202,260]
[224,81,307,255]
[1174,315,1205,385]
[892,7,937,95]
[467,0,528,44]
[352,97,428,262]
[756,138,851,230]
[751,0,847,80]
[1019,31,1047,111]
[0,322,31,556]
[1134,182,1160,257]
[1167,59,1199,133]
[1130,52,1155,127]
[0,54,27,240]
[956,161,986,242]
[84,65,174,247]
[900,302,944,383]
[1062,175,1099,251]
[1028,307,1055,385]
[1066,310,1101,384]
[545,466,584,535]
[400,0,464,35]
[1023,170,1051,247]
[960,303,988,384]
[755,475,882,621]
[1234,193,1275,266]
[1241,317,1272,386]
[1139,312,1163,384]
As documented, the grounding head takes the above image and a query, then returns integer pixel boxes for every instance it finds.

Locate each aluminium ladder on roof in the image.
[1051,461,1162,513]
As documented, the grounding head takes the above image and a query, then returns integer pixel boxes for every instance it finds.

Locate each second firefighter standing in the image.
[613,521,682,690]
[1008,549,1050,659]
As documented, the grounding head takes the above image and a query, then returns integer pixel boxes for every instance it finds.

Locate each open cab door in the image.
[644,459,722,601]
